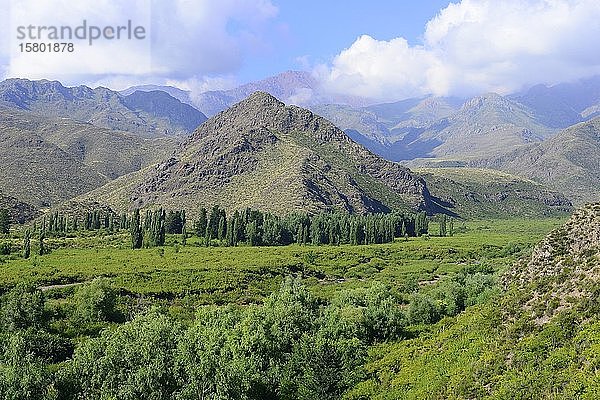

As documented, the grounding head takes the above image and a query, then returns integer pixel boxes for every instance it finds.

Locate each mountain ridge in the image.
[0,78,207,137]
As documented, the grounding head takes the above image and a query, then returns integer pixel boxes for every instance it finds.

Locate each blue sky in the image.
[2,0,600,102]
[239,1,454,82]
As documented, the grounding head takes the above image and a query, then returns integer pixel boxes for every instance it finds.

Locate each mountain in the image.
[0,191,40,223]
[119,85,193,106]
[311,97,463,160]
[471,117,600,205]
[0,114,109,207]
[0,106,179,207]
[315,93,552,162]
[82,92,439,216]
[512,75,600,128]
[192,71,369,117]
[366,96,463,133]
[414,168,572,218]
[399,93,554,161]
[0,79,207,137]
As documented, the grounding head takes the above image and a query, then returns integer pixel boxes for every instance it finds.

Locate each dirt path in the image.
[38,282,84,291]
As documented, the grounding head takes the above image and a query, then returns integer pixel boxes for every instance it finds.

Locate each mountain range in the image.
[0,79,207,137]
[1,72,598,220]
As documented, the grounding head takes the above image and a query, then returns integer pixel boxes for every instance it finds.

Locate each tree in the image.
[72,279,118,324]
[165,211,184,234]
[38,230,45,256]
[64,310,180,399]
[195,208,208,237]
[23,230,31,259]
[0,208,10,234]
[0,284,45,331]
[181,224,187,246]
[439,214,447,237]
[130,209,143,249]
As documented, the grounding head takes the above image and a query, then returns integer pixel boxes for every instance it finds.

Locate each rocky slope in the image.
[84,92,438,216]
[414,168,572,218]
[504,203,600,324]
[0,191,40,223]
[472,117,600,204]
[0,79,207,136]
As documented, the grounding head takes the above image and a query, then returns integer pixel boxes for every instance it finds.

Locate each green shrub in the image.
[0,284,45,332]
[71,279,118,324]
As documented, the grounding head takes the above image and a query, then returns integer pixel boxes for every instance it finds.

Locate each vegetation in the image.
[0,205,574,398]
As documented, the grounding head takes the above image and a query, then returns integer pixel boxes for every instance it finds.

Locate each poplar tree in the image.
[0,209,9,234]
[39,230,45,256]
[23,229,31,259]
[130,209,143,249]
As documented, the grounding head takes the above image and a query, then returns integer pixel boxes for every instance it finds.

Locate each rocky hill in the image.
[414,167,572,218]
[83,92,438,216]
[504,203,600,323]
[472,117,600,204]
[0,191,40,223]
[0,107,178,207]
[0,79,207,137]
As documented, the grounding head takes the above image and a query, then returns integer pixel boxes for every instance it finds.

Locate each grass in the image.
[0,217,565,304]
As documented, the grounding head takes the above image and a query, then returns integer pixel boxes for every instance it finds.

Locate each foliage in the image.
[0,208,10,234]
[0,284,45,332]
[71,279,118,324]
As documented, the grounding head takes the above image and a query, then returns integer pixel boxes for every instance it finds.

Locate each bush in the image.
[0,242,11,255]
[408,293,440,325]
[361,283,407,342]
[0,284,45,332]
[71,279,118,324]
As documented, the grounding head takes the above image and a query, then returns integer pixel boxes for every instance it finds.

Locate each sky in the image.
[1,0,600,102]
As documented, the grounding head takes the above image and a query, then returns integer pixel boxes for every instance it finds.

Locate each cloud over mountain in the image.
[317,0,600,101]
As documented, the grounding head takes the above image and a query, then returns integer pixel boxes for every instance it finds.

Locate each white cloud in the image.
[0,0,278,87]
[318,0,600,101]
[149,0,278,78]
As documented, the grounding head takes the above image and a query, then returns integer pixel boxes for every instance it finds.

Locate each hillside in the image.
[83,92,438,216]
[347,203,600,399]
[0,79,207,137]
[0,107,178,179]
[0,106,180,207]
[472,117,600,205]
[414,167,572,218]
[0,121,108,207]
[0,191,40,223]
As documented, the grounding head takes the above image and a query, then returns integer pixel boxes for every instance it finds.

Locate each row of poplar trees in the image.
[190,206,429,247]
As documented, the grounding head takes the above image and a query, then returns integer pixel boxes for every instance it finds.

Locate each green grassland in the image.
[0,215,576,399]
[0,217,564,303]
